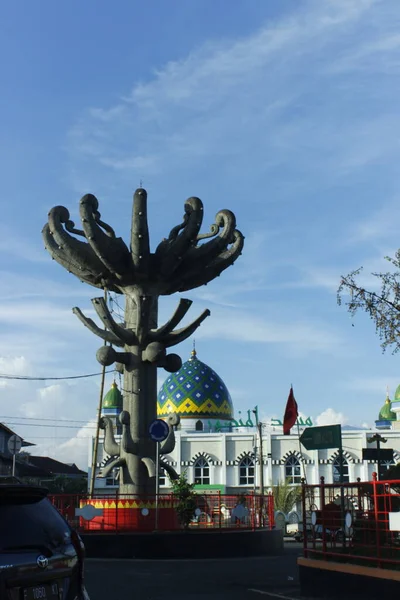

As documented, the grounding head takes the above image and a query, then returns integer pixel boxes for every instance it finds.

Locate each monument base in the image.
[80,497,179,531]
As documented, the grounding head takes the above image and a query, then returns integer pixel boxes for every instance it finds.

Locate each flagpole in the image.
[290,382,308,484]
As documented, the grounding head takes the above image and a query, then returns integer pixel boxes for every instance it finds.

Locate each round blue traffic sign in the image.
[149,419,169,442]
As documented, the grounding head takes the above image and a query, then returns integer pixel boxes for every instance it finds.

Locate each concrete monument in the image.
[43,188,244,494]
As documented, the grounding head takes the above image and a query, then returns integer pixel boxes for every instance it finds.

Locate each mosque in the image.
[88,349,400,495]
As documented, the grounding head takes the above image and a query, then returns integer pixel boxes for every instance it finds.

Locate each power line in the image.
[3,422,96,430]
[21,436,94,440]
[0,415,92,424]
[0,371,113,382]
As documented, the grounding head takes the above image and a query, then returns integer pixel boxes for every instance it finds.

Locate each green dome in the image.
[378,397,396,421]
[394,384,400,403]
[103,382,123,410]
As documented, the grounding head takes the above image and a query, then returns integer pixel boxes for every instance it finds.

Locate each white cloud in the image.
[0,356,33,389]
[68,0,388,193]
[197,306,343,355]
[315,408,348,426]
[47,420,96,470]
[0,356,32,376]
[0,373,110,470]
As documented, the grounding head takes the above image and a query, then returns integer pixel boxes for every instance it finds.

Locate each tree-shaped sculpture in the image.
[43,188,244,495]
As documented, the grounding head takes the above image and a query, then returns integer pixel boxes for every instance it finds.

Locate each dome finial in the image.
[190,339,197,360]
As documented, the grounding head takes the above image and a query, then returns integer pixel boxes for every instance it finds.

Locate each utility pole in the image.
[253,409,264,495]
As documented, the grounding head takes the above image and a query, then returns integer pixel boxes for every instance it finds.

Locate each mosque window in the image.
[194,457,210,485]
[332,456,349,483]
[159,468,166,487]
[285,456,301,484]
[105,468,118,486]
[239,456,255,486]
[195,420,204,431]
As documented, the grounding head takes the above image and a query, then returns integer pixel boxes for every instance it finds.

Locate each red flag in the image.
[283,386,298,435]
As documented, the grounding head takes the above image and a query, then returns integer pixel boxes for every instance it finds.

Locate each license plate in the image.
[23,583,59,600]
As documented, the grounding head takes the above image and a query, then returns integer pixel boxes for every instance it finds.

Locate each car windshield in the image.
[0,493,71,552]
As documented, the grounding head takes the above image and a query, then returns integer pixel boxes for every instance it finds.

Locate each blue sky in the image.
[1,0,400,467]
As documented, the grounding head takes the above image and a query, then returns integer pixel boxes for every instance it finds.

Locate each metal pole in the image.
[338,429,346,547]
[258,422,264,495]
[253,433,257,494]
[258,422,264,528]
[89,289,108,498]
[297,419,307,484]
[155,441,160,530]
[376,438,381,481]
[12,453,16,477]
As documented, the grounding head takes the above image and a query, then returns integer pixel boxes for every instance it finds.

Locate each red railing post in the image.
[268,492,274,530]
[372,472,381,568]
[218,491,221,529]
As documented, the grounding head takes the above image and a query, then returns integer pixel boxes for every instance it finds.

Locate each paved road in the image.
[85,544,304,600]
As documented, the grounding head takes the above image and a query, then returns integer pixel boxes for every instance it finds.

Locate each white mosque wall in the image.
[89,427,400,496]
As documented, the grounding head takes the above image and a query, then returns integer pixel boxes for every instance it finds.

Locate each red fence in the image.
[49,492,275,533]
[301,474,400,570]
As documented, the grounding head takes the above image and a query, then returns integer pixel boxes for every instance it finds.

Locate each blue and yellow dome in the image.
[157,349,234,420]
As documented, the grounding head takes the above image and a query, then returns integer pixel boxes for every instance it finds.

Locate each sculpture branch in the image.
[156,197,204,278]
[162,309,211,347]
[148,298,193,341]
[160,459,179,481]
[175,229,244,292]
[130,188,150,276]
[91,297,137,345]
[141,457,156,478]
[100,417,120,456]
[186,209,237,266]
[80,194,132,280]
[100,457,126,478]
[120,410,136,454]
[72,307,124,347]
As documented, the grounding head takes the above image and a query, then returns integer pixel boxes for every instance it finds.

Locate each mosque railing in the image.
[301,474,400,570]
[49,491,275,533]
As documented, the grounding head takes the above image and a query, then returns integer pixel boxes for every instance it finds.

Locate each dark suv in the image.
[0,478,89,600]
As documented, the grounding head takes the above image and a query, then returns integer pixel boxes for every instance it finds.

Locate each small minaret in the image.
[375,387,396,430]
[101,382,123,435]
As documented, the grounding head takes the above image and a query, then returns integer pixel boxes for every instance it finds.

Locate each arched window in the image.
[333,456,349,483]
[239,456,255,486]
[194,457,210,485]
[285,456,301,484]
[195,420,204,431]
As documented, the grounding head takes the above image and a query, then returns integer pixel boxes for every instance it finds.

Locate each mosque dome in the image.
[157,349,234,421]
[102,382,123,410]
[378,396,396,421]
[394,384,400,404]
